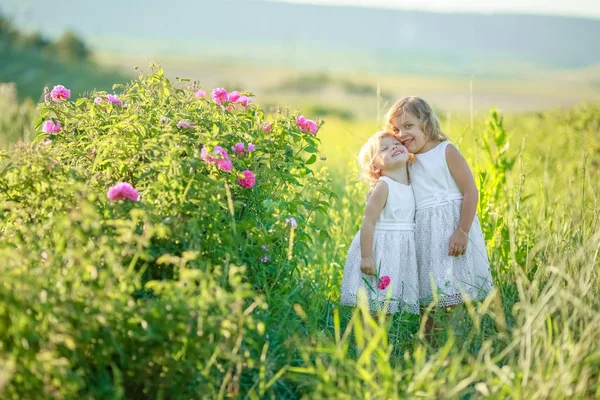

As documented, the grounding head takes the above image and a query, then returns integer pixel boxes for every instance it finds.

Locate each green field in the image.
[1,64,599,397]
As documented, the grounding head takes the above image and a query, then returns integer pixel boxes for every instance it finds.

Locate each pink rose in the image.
[50,85,71,102]
[231,142,245,154]
[237,170,256,188]
[295,116,306,129]
[212,88,228,105]
[107,182,139,202]
[262,122,271,132]
[195,89,206,97]
[201,145,232,172]
[237,96,249,107]
[303,119,319,135]
[42,120,61,134]
[106,94,122,106]
[217,158,232,172]
[377,276,391,290]
[227,91,241,102]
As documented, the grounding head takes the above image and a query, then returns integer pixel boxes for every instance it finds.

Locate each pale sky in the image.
[270,0,600,18]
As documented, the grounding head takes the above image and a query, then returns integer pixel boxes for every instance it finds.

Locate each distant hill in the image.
[2,0,600,78]
[0,12,129,100]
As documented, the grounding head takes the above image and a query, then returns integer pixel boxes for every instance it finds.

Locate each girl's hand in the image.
[360,257,376,275]
[448,230,468,256]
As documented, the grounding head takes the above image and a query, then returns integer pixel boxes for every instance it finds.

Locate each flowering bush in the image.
[0,66,332,398]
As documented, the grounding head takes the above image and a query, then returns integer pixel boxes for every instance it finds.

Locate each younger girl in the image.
[385,97,493,317]
[340,131,420,315]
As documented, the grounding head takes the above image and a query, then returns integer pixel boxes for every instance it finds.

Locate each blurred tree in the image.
[15,31,50,51]
[0,13,18,43]
[52,30,91,61]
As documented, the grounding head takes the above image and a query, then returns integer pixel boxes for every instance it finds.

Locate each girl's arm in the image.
[360,181,388,275]
[446,144,478,256]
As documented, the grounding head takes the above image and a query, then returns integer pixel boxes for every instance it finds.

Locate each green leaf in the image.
[305,154,317,165]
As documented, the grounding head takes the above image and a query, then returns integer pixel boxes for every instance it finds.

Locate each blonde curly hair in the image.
[358,130,414,188]
[384,96,448,142]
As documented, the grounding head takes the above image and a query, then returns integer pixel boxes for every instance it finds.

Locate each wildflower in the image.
[237,170,256,188]
[107,182,139,201]
[377,276,391,290]
[50,85,71,102]
[42,120,61,134]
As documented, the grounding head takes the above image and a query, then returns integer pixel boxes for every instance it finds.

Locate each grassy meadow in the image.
[1,57,599,397]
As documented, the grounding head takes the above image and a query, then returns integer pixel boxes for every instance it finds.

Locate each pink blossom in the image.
[217,158,232,172]
[42,120,61,134]
[212,88,228,104]
[201,145,232,172]
[237,170,256,188]
[50,85,71,102]
[262,122,271,133]
[195,89,206,97]
[247,143,255,152]
[295,116,306,128]
[226,105,234,112]
[94,96,103,104]
[231,142,245,155]
[303,119,319,135]
[227,91,241,102]
[107,182,139,202]
[237,96,249,107]
[106,94,122,106]
[177,120,194,129]
[286,217,298,228]
[377,276,391,290]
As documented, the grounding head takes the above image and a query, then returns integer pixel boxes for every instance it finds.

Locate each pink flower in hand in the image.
[50,85,71,102]
[42,120,61,134]
[212,88,228,104]
[377,276,391,290]
[237,170,256,188]
[262,122,271,132]
[107,182,139,202]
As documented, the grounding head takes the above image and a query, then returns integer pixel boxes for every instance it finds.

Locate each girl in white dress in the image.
[385,97,494,334]
[340,131,420,315]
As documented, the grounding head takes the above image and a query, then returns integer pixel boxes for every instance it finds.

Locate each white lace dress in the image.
[340,176,420,315]
[410,141,494,307]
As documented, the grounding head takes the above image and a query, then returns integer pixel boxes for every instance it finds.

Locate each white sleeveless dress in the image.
[340,176,420,315]
[410,141,494,307]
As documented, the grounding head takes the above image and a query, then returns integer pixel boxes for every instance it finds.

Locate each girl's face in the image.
[375,136,409,172]
[390,112,428,154]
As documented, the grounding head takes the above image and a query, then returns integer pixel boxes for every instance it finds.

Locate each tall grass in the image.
[0,63,599,396]
[294,102,600,398]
